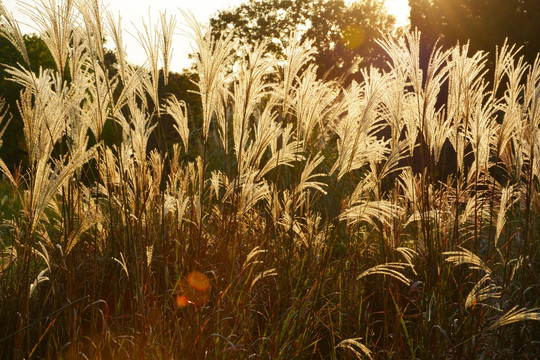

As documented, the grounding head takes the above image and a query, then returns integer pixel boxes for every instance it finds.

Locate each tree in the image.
[210,0,396,79]
[409,0,540,64]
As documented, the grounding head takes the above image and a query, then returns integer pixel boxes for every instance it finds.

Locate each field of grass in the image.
[0,1,539,359]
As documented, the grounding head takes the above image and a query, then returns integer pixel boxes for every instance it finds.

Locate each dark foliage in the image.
[409,0,540,64]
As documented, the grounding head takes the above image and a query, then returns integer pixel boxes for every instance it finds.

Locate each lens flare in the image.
[187,271,211,292]
[175,271,212,308]
[342,23,365,49]
[176,294,189,308]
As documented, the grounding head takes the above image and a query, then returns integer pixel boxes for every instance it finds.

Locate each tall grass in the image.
[0,1,538,358]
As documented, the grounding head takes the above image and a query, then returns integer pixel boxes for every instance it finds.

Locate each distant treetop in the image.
[210,0,397,79]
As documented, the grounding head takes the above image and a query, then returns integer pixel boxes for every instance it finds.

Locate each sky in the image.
[3,0,410,72]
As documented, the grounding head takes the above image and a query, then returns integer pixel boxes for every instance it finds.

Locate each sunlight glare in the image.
[384,0,410,28]
[187,271,211,292]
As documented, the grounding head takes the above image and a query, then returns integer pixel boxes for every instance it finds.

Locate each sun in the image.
[384,0,410,28]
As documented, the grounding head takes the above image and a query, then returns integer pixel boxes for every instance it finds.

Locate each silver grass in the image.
[459,191,490,227]
[0,2,30,65]
[105,10,127,82]
[13,72,68,165]
[214,76,231,152]
[292,64,339,146]
[172,195,190,226]
[238,97,302,181]
[296,153,328,195]
[399,168,421,205]
[446,44,488,173]
[232,42,273,159]
[524,58,540,179]
[113,252,129,279]
[250,268,277,290]
[358,262,413,286]
[465,91,499,177]
[488,306,540,330]
[112,64,147,116]
[501,58,528,113]
[119,99,157,164]
[494,185,517,249]
[419,45,452,163]
[400,92,420,153]
[159,11,176,86]
[181,10,237,141]
[508,256,526,283]
[0,98,16,186]
[496,101,521,177]
[209,170,222,200]
[189,157,203,225]
[341,199,402,228]
[464,274,501,310]
[493,40,522,96]
[135,11,163,114]
[28,147,95,232]
[148,149,164,195]
[497,57,528,174]
[22,0,75,77]
[380,70,407,147]
[275,32,316,120]
[164,95,190,151]
[245,99,282,179]
[243,246,266,268]
[222,170,270,217]
[280,213,328,250]
[404,209,449,228]
[67,26,92,85]
[258,123,304,179]
[377,30,423,95]
[83,65,114,140]
[99,146,124,187]
[331,68,391,179]
[35,241,51,272]
[396,247,418,275]
[348,172,377,207]
[336,338,373,360]
[64,80,93,157]
[29,268,49,298]
[62,185,102,255]
[370,140,409,189]
[76,0,106,66]
[443,246,491,273]
[524,55,540,126]
[380,31,453,163]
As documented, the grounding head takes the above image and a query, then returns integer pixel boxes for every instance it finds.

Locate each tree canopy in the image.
[210,0,396,79]
[409,0,540,63]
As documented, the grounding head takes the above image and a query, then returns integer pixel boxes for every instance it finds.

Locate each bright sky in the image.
[3,0,409,72]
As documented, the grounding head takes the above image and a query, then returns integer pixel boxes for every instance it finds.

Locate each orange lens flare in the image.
[176,294,189,308]
[187,271,211,292]
[176,271,212,308]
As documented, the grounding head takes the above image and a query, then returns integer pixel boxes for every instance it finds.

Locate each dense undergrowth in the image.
[0,1,539,359]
